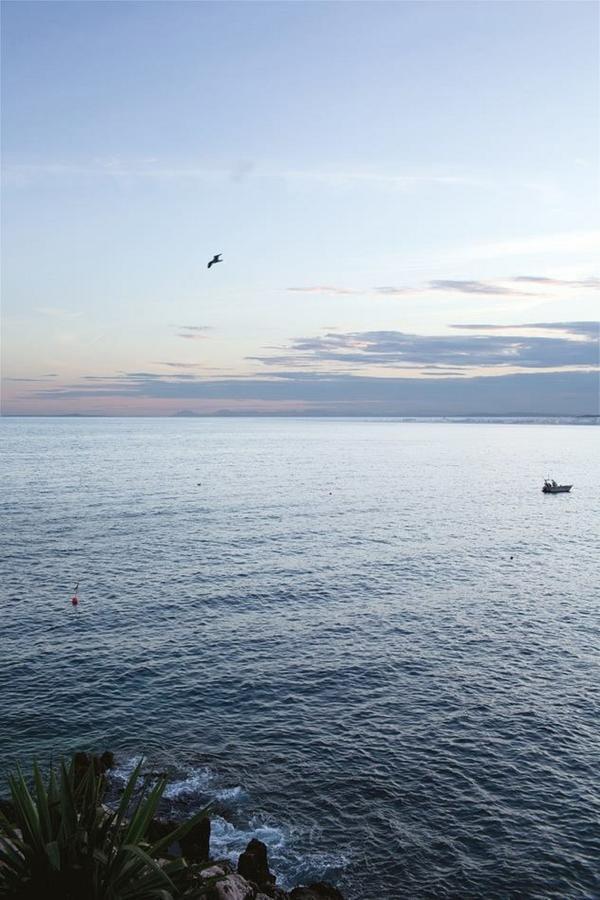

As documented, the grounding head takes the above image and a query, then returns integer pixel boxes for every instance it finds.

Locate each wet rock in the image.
[289,884,345,900]
[200,864,227,880]
[205,872,255,900]
[179,815,210,862]
[238,837,275,888]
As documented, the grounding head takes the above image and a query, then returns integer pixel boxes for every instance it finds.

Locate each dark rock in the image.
[148,816,210,861]
[237,837,275,888]
[179,816,210,862]
[73,751,96,787]
[72,750,114,784]
[99,750,115,771]
[148,817,179,845]
[289,884,345,900]
[73,751,92,777]
[203,860,235,877]
[267,888,289,900]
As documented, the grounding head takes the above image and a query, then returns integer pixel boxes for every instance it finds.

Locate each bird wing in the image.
[207,260,213,268]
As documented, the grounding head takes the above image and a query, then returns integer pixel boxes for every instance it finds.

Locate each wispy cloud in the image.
[81,370,201,382]
[278,169,480,190]
[511,276,600,288]
[287,274,597,299]
[179,325,212,332]
[154,361,207,369]
[373,286,412,296]
[2,158,481,191]
[287,286,363,295]
[176,325,212,340]
[2,158,579,216]
[451,322,599,339]
[428,279,530,296]
[4,374,58,382]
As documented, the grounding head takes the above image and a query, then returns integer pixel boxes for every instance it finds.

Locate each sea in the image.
[1,417,599,899]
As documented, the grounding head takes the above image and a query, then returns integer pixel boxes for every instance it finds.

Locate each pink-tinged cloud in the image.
[286,275,597,299]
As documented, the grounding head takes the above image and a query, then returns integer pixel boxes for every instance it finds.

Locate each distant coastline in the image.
[1,413,599,424]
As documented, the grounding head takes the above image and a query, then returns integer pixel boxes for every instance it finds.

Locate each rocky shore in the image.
[104,752,344,900]
[176,847,344,900]
[1,752,345,900]
[147,817,344,900]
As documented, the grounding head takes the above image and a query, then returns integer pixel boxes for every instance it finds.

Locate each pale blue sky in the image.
[1,1,598,415]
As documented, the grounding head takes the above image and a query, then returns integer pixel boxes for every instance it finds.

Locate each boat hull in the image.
[542,485,572,493]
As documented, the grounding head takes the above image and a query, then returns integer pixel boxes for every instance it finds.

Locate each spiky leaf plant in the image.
[0,757,210,900]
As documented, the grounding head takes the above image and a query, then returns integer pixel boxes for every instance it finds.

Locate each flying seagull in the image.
[207,253,222,269]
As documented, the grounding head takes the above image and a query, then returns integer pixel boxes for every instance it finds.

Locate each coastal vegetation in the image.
[0,754,210,899]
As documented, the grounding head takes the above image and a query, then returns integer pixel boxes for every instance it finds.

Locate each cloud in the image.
[2,159,480,192]
[428,279,529,295]
[287,281,523,298]
[155,361,207,369]
[287,286,363,295]
[7,321,597,416]
[179,325,213,331]
[177,325,212,340]
[451,322,599,339]
[251,322,599,371]
[11,321,598,415]
[4,375,58,382]
[511,276,600,288]
[25,370,600,417]
[287,274,596,300]
[373,286,412,296]
[390,277,553,297]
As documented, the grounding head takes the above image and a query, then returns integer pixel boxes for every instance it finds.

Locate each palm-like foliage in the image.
[0,757,210,900]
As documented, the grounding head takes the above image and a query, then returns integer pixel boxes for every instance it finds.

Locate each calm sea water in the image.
[1,418,599,899]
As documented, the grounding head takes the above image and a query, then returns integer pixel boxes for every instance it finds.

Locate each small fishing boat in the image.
[543,479,572,494]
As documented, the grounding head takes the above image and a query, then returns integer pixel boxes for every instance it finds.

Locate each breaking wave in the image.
[108,757,348,890]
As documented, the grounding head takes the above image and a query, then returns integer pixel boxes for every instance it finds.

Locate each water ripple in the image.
[1,418,599,899]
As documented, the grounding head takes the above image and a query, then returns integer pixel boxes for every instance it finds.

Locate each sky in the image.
[1,0,599,416]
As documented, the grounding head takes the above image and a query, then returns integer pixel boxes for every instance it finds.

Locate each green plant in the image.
[0,757,210,900]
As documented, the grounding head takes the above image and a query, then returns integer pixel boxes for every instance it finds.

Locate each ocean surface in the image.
[1,418,599,899]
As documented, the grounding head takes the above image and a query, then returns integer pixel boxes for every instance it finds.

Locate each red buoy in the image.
[71,596,78,606]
